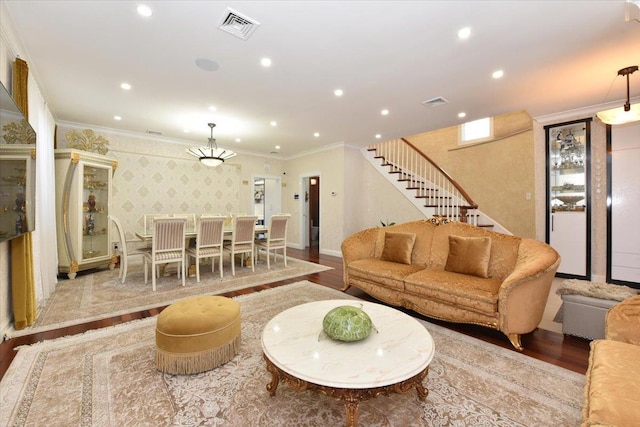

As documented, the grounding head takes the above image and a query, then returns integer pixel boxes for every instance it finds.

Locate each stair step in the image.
[407,187,437,192]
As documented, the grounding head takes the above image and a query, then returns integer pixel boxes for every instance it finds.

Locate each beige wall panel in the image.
[407,111,536,237]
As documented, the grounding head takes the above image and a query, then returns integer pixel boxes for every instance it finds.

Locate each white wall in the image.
[281,145,344,256]
[1,1,57,336]
[282,144,425,256]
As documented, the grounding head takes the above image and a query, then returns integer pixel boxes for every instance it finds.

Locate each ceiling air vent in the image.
[421,97,449,108]
[218,8,260,40]
[146,130,162,136]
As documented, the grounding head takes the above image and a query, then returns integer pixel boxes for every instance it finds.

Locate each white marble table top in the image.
[261,299,435,389]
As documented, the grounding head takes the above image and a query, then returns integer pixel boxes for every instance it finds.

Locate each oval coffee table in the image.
[261,299,435,427]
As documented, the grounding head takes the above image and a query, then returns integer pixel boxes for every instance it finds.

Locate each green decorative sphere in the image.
[322,305,373,342]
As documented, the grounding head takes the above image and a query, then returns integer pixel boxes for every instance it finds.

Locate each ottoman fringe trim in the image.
[156,335,241,374]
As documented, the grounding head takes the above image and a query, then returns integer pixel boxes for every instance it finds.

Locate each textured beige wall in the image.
[55,125,282,245]
[407,111,536,237]
[281,146,345,255]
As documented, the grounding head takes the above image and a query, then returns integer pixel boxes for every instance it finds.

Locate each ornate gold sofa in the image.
[341,220,560,350]
[582,295,640,426]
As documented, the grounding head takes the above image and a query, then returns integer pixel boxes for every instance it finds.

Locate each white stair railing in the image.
[368,138,479,224]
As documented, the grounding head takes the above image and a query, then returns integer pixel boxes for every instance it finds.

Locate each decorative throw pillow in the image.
[380,232,416,265]
[445,235,492,278]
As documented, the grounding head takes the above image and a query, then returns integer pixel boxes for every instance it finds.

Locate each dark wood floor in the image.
[0,245,591,381]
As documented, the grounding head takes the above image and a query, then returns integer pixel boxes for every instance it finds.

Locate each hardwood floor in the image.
[0,245,591,381]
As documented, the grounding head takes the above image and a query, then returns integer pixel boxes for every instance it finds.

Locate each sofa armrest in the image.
[341,227,381,285]
[497,239,560,334]
[605,295,640,345]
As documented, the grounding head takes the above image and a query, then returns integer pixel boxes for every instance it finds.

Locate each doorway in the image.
[301,175,320,248]
[308,176,320,248]
[253,175,281,227]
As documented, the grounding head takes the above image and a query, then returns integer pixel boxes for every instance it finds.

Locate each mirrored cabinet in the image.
[545,118,591,279]
[55,149,117,279]
[0,146,36,241]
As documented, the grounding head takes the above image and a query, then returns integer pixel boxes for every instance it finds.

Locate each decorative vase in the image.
[322,305,375,342]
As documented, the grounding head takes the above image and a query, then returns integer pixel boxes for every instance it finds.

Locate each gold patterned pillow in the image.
[380,232,416,265]
[445,235,492,278]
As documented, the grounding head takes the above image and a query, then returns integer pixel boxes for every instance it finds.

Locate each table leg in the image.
[263,354,280,396]
[344,400,360,427]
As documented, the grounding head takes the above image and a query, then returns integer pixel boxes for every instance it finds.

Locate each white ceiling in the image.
[3,1,640,158]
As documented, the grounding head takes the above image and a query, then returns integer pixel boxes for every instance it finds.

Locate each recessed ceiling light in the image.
[137,4,152,17]
[334,89,344,97]
[113,115,122,121]
[183,129,190,133]
[275,145,281,150]
[458,27,471,39]
[261,57,272,67]
[375,134,382,139]
[458,112,466,118]
[208,105,217,112]
[381,109,389,116]
[270,121,277,127]
[492,69,504,79]
[120,82,131,90]
[235,138,242,143]
[313,132,320,138]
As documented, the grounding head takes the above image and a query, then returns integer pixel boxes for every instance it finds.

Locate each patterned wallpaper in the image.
[56,125,240,244]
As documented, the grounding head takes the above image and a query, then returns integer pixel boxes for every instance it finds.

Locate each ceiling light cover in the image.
[596,103,640,125]
[186,123,236,167]
[597,66,640,125]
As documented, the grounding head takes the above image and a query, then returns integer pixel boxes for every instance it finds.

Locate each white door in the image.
[609,123,640,284]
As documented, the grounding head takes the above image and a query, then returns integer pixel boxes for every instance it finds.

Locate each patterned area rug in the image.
[8,257,331,338]
[1,281,584,426]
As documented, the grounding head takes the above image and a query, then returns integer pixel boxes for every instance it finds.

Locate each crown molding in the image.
[534,96,640,125]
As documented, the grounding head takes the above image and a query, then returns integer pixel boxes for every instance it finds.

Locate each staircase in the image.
[365,138,510,234]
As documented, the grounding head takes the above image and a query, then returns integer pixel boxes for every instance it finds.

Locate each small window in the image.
[460,117,493,145]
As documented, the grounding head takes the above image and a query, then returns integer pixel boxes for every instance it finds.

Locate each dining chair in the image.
[255,214,290,269]
[173,213,196,231]
[224,215,258,276]
[143,218,187,291]
[143,213,170,234]
[109,215,146,284]
[185,216,226,282]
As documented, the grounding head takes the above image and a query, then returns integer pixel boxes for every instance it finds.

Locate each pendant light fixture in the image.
[186,123,236,167]
[596,65,640,125]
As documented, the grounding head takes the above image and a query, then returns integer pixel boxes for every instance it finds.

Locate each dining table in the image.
[134,224,269,276]
[134,225,268,241]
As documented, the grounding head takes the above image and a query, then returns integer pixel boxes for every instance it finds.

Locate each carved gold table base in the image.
[263,353,429,427]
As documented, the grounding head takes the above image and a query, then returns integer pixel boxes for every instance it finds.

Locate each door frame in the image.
[251,174,281,226]
[299,172,321,249]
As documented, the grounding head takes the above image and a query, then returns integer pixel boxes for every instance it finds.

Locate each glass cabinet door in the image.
[0,158,28,239]
[545,118,591,279]
[81,164,110,261]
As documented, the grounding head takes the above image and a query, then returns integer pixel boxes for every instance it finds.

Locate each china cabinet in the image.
[0,146,36,241]
[545,118,591,279]
[55,149,117,279]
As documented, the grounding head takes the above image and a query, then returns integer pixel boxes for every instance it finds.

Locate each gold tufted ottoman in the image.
[156,295,241,374]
